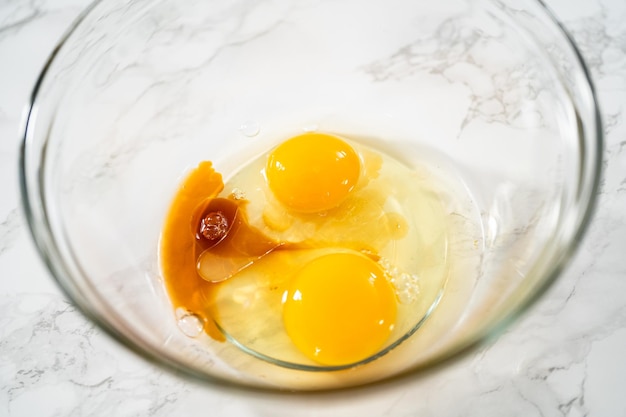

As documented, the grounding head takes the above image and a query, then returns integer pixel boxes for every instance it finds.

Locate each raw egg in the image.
[265,132,361,213]
[283,251,397,365]
[160,132,450,368]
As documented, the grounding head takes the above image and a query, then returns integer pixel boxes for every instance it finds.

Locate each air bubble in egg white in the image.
[302,124,319,132]
[392,272,420,304]
[176,308,204,338]
[231,188,246,200]
[378,257,420,304]
[239,121,260,137]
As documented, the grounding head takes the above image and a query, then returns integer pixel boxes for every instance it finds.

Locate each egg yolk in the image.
[282,252,397,366]
[265,132,361,213]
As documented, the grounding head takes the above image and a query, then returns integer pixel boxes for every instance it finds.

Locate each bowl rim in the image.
[18,0,604,393]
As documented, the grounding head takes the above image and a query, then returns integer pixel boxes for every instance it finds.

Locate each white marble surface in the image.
[1,0,625,415]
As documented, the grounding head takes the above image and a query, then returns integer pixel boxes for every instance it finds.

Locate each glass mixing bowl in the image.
[20,0,602,390]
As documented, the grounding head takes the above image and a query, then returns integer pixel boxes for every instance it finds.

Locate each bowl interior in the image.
[21,0,601,390]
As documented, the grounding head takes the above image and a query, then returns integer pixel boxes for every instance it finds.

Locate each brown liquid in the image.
[194,197,284,283]
[160,162,226,340]
[161,162,290,341]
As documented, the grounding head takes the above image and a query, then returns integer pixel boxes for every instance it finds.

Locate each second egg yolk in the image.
[265,132,361,213]
[282,252,397,366]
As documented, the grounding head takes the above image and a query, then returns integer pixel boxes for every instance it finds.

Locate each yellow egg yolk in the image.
[265,132,361,213]
[282,252,397,366]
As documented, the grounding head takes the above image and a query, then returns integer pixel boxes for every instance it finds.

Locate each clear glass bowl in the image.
[20,0,602,390]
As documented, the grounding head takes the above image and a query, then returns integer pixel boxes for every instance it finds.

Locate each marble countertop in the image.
[1,0,625,415]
